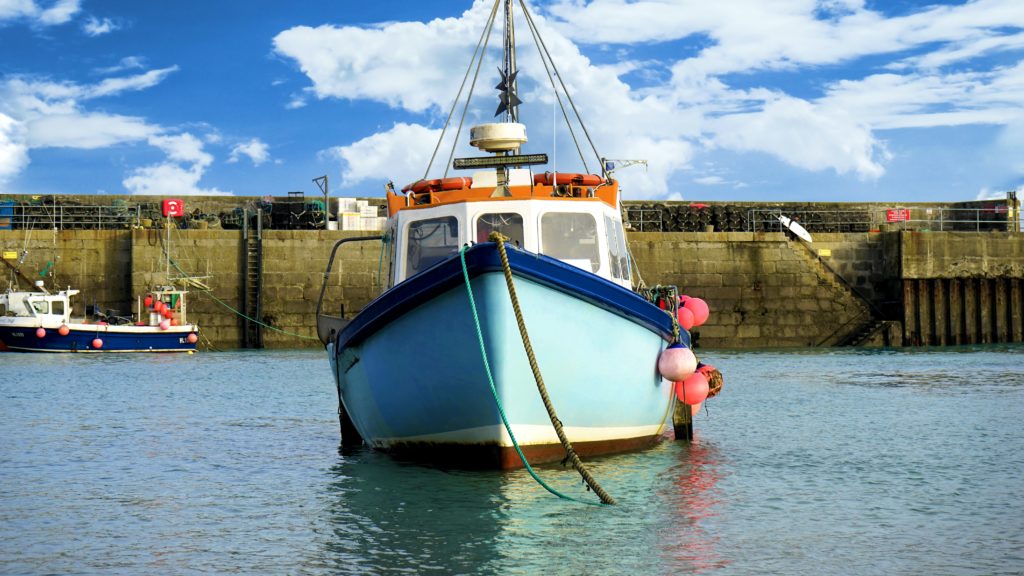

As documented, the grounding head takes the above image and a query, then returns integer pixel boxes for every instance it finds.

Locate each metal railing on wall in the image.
[0,203,141,231]
[746,207,1015,234]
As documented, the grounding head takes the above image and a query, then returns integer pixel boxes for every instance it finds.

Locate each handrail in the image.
[815,308,870,347]
[315,235,383,346]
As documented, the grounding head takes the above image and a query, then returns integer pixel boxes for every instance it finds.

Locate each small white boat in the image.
[0,281,199,353]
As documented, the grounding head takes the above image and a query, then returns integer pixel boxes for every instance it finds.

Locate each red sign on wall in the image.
[162,199,185,217]
[886,209,910,222]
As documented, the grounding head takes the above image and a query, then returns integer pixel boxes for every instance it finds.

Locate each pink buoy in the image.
[91,338,103,349]
[676,306,695,331]
[144,295,153,308]
[58,325,70,336]
[683,297,710,327]
[186,332,198,344]
[35,327,46,338]
[658,343,697,381]
[676,372,709,405]
[159,319,170,330]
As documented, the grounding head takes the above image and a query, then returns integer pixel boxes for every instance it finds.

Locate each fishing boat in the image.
[0,281,199,353]
[317,0,709,471]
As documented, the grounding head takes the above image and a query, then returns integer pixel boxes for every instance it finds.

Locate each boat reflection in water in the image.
[311,440,730,574]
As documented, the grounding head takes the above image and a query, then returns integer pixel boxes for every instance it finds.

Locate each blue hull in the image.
[329,243,689,468]
[0,325,197,353]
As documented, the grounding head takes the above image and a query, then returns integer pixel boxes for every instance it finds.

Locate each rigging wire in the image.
[517,0,588,173]
[443,0,503,179]
[423,0,503,181]
[518,0,604,174]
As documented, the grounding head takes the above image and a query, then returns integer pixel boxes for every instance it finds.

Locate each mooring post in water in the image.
[673,399,693,441]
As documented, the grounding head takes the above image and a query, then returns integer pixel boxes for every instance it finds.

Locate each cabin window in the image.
[476,212,524,245]
[540,212,599,272]
[51,300,64,315]
[0,303,6,316]
[31,301,48,314]
[604,215,630,281]
[406,216,459,276]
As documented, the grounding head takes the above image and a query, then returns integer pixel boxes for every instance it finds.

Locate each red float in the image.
[91,338,103,349]
[677,307,695,331]
[35,327,46,338]
[676,372,710,405]
[683,297,710,327]
[58,325,70,336]
[186,333,198,344]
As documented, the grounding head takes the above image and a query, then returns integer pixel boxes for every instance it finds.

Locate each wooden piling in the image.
[964,279,979,345]
[673,399,693,441]
[949,279,964,345]
[904,280,919,346]
[995,278,1010,343]
[979,278,993,344]
[918,279,934,346]
[1011,278,1023,343]
[934,279,948,346]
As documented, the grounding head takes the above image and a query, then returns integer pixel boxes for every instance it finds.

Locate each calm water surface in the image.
[1,347,1022,574]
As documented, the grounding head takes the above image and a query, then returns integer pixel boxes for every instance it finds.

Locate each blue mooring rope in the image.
[459,245,605,506]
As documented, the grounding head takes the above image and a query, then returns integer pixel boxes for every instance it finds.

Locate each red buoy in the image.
[35,327,46,338]
[676,372,709,405]
[677,307,695,331]
[91,338,103,349]
[683,297,710,327]
[144,295,153,308]
[186,333,198,344]
[58,325,70,336]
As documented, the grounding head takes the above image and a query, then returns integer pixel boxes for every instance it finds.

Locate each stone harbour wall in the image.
[2,229,1021,350]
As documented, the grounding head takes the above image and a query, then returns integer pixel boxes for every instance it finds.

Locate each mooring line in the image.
[459,242,613,506]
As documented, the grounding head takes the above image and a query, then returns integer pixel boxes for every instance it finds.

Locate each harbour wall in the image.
[1,229,1021,349]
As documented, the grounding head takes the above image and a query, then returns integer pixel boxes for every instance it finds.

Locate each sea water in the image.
[1,347,1022,574]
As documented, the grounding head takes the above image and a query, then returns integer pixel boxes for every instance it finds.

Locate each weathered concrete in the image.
[3,228,1021,349]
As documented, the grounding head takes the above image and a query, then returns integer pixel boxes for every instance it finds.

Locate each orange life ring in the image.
[401,177,473,194]
[533,172,603,187]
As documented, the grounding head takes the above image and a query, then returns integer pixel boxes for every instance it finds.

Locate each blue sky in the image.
[1,0,1022,202]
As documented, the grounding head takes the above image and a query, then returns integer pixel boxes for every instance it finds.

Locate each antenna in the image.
[602,158,648,177]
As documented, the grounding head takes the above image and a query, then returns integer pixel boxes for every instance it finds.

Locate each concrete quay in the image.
[2,226,1021,349]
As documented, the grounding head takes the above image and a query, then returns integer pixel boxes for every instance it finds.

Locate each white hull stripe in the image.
[372,422,668,448]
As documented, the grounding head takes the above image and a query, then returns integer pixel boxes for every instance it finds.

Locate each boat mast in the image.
[496,0,521,126]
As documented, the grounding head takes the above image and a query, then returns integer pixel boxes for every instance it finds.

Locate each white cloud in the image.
[710,96,890,179]
[123,133,229,196]
[36,0,77,24]
[87,66,180,98]
[82,15,117,36]
[94,56,145,75]
[0,112,29,186]
[228,138,270,166]
[694,176,725,185]
[122,162,229,196]
[0,0,80,25]
[25,113,158,148]
[322,123,441,188]
[272,2,494,113]
[275,0,1024,199]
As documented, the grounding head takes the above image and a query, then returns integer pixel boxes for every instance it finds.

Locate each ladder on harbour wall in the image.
[242,208,264,349]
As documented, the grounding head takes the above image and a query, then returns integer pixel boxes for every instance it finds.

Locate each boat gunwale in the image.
[333,242,685,351]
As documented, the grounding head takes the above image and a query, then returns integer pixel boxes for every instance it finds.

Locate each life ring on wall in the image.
[533,172,603,187]
[401,177,473,194]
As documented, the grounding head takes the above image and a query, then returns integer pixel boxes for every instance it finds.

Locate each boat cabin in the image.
[0,286,77,324]
[385,169,632,290]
